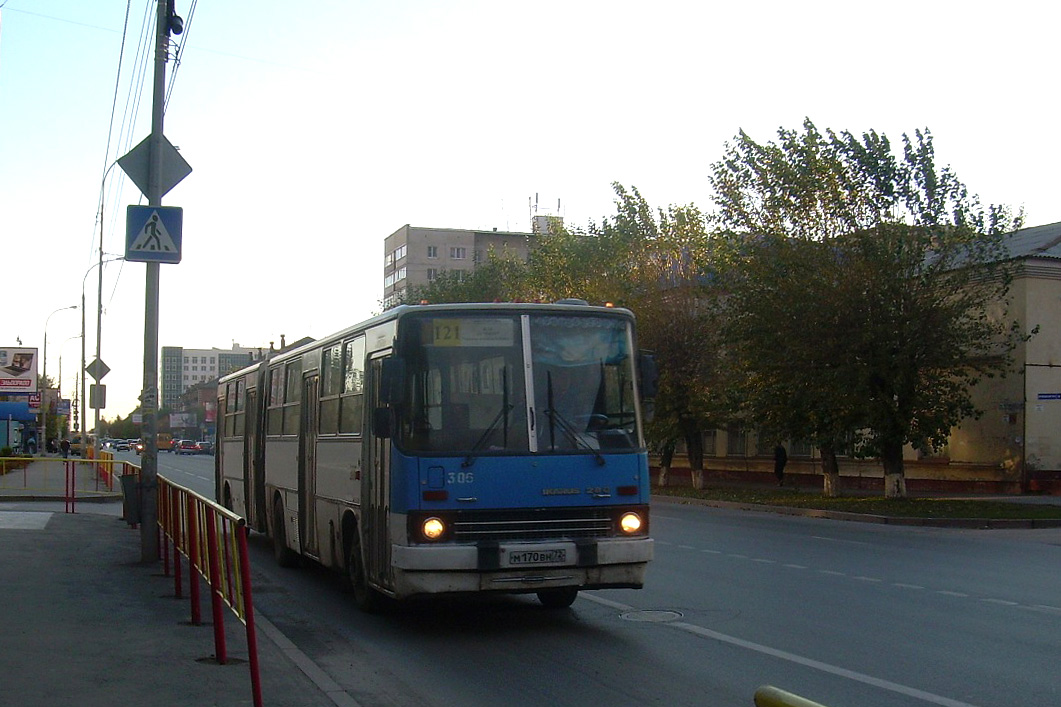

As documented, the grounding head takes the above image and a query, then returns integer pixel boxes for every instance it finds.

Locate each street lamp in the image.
[81,255,124,442]
[42,305,77,455]
[58,334,82,438]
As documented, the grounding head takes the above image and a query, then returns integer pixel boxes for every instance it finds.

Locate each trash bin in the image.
[120,474,141,525]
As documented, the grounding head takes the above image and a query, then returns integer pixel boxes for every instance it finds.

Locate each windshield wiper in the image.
[545,372,605,466]
[462,369,510,468]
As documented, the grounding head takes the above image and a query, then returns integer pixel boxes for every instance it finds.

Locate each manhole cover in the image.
[620,610,683,622]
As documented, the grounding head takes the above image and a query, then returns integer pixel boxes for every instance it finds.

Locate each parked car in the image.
[196,440,214,455]
[174,439,200,455]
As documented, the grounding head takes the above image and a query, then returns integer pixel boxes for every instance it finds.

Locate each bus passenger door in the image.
[243,387,262,529]
[299,374,320,558]
[363,354,393,591]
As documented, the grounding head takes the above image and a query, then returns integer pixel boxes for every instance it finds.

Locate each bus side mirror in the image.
[373,407,392,438]
[379,357,405,406]
[639,352,659,399]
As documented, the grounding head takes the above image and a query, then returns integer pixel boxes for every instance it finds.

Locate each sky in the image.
[2,0,1060,424]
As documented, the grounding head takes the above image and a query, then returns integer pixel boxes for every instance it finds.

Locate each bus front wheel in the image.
[537,588,578,609]
[272,499,299,568]
[347,530,382,613]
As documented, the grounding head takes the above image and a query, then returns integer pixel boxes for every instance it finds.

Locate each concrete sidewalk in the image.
[0,457,124,503]
[0,500,335,707]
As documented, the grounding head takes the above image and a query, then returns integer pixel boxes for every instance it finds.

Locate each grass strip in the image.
[654,485,1061,520]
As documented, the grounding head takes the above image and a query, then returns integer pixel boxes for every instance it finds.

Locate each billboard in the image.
[169,413,198,428]
[0,348,39,392]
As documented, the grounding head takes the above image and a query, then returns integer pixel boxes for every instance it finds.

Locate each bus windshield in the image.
[396,312,641,456]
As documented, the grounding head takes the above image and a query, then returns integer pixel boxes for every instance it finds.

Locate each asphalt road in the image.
[148,452,1061,707]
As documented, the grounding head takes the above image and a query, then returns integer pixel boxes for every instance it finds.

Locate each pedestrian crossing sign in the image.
[126,205,183,263]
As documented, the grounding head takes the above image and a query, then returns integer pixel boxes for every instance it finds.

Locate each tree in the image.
[710,119,1026,497]
[400,249,531,306]
[592,186,733,489]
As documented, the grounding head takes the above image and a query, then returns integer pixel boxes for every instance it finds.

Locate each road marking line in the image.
[893,583,925,590]
[936,591,968,597]
[853,576,882,583]
[980,598,1018,606]
[783,564,807,569]
[1029,604,1061,614]
[581,593,982,707]
[669,621,983,707]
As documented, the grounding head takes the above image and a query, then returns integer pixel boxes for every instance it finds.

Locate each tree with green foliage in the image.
[400,248,531,306]
[590,185,733,488]
[710,119,1026,497]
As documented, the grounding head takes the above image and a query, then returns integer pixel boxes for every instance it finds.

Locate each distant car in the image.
[175,439,200,455]
[133,440,144,455]
[196,440,214,455]
[115,440,130,451]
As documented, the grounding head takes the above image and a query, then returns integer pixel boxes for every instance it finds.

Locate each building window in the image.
[427,245,438,258]
[427,268,438,281]
[394,244,407,261]
[450,246,466,259]
[727,426,749,457]
[396,266,406,283]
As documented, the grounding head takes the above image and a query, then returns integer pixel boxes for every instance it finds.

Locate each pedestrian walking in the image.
[60,438,71,458]
[773,444,788,486]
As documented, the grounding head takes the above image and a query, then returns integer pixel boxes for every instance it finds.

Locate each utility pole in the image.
[140,0,169,562]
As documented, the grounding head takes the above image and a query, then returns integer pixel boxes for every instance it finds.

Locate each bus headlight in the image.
[619,511,643,534]
[421,517,446,541]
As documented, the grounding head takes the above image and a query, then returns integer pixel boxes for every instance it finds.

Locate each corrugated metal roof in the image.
[1004,221,1061,260]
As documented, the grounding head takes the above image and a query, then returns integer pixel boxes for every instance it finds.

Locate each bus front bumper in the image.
[390,537,653,596]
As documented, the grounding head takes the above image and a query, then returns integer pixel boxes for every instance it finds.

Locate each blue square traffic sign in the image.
[126,205,183,264]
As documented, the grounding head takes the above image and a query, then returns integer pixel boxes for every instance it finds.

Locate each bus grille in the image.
[451,508,614,542]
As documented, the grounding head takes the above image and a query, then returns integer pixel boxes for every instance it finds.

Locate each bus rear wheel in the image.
[272,499,299,568]
[347,530,382,613]
[537,587,578,609]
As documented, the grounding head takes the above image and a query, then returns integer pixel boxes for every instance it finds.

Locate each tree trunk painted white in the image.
[690,469,704,490]
[884,472,907,498]
[823,471,840,497]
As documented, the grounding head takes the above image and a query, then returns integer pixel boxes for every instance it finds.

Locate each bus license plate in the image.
[508,549,566,566]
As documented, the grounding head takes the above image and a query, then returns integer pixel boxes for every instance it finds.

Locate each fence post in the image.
[172,484,183,599]
[64,460,76,514]
[205,508,228,665]
[237,523,263,707]
[187,500,200,624]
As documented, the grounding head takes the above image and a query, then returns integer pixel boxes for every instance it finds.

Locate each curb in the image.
[0,493,124,503]
[652,495,1061,529]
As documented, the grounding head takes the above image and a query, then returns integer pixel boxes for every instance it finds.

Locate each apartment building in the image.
[382,224,543,307]
[161,343,259,409]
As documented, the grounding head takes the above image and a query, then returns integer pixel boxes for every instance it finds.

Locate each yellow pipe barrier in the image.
[754,685,832,707]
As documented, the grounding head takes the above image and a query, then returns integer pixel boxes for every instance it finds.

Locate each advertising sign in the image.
[169,413,198,428]
[0,347,39,392]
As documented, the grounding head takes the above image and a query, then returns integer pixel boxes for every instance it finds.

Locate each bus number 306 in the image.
[447,471,474,484]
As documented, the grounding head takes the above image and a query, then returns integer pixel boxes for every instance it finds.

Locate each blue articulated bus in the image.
[217,300,658,610]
